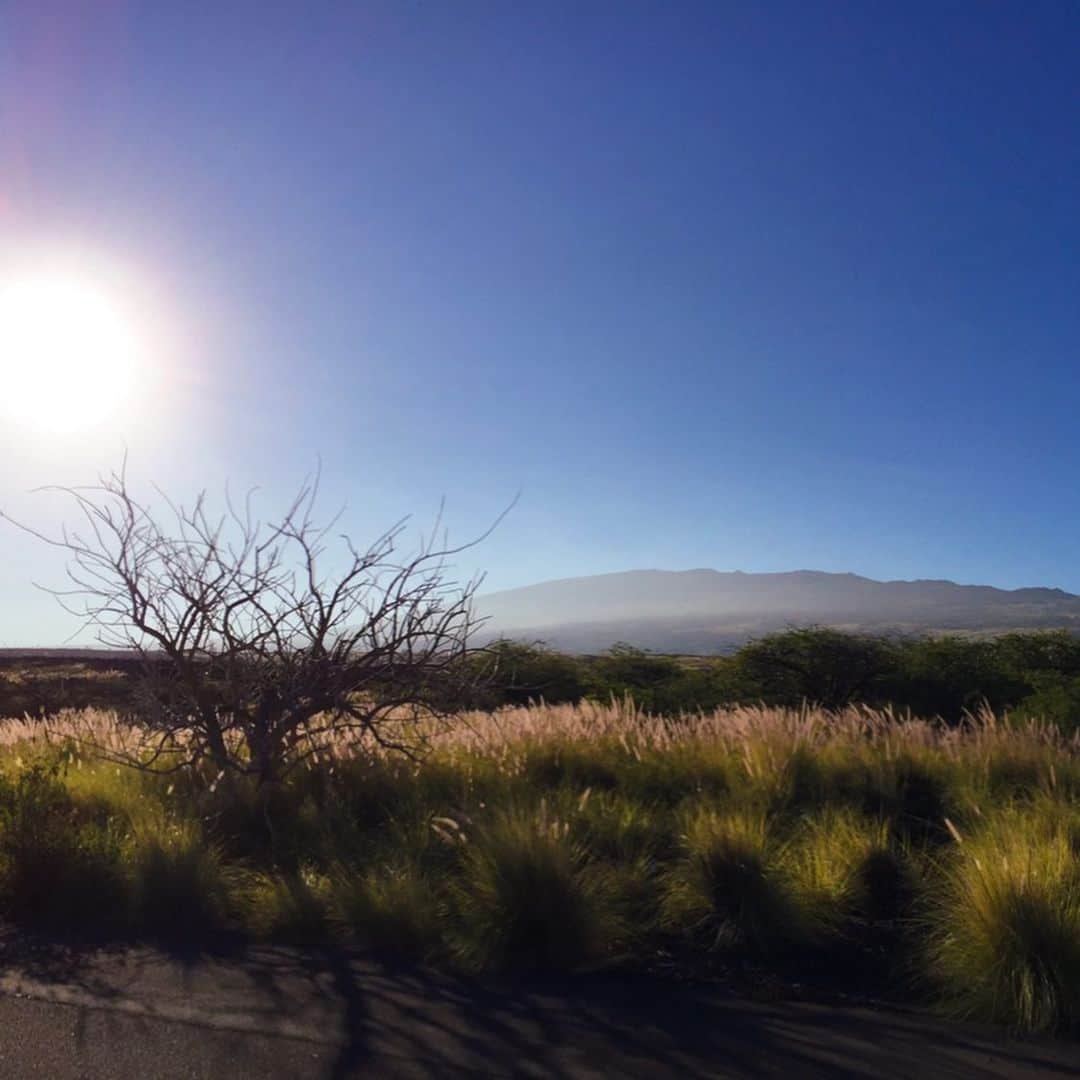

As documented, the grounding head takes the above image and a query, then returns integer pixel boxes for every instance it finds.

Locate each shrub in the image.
[474,641,589,707]
[888,637,1027,722]
[586,644,688,713]
[732,629,897,709]
[1010,675,1080,737]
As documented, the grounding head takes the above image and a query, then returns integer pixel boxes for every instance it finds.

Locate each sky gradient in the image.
[1,2,1079,645]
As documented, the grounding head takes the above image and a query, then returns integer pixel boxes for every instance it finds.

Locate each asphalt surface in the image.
[0,937,1076,1078]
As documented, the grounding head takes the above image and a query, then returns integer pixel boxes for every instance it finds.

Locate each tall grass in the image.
[0,701,1076,1032]
[661,809,819,954]
[329,860,441,958]
[786,809,898,919]
[927,810,1080,1034]
[128,818,239,936]
[451,804,622,971]
[0,759,128,928]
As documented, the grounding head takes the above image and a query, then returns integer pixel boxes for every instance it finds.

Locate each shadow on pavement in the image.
[0,931,1076,1078]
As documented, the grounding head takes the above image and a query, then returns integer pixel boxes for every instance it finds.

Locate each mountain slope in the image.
[474,569,1080,653]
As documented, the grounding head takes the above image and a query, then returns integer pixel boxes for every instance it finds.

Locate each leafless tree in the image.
[4,466,503,786]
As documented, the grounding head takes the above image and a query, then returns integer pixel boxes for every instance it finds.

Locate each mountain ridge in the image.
[475,569,1080,654]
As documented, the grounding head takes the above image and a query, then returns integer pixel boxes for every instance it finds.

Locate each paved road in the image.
[0,937,1075,1078]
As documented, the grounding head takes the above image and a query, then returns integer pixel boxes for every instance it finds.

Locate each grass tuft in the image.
[662,809,818,955]
[246,869,331,941]
[329,861,442,959]
[128,818,237,936]
[785,809,908,923]
[452,805,620,971]
[926,814,1080,1033]
[0,760,128,928]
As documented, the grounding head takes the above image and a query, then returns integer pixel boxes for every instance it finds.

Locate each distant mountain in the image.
[474,569,1080,654]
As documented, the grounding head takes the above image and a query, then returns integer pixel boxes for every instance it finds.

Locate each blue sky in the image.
[1,2,1079,644]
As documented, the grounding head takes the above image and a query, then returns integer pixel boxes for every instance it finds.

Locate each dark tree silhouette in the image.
[734,627,897,709]
[5,466,503,784]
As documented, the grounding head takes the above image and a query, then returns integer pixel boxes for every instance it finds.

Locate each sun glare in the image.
[0,272,142,434]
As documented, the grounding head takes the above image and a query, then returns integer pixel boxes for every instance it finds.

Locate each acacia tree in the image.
[733,627,897,709]
[7,467,498,784]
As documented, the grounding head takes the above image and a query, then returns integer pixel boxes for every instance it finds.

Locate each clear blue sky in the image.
[1,2,1079,644]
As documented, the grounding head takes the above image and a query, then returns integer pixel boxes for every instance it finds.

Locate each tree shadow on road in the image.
[0,932,1076,1078]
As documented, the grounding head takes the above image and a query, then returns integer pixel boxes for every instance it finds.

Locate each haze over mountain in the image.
[475,570,1080,655]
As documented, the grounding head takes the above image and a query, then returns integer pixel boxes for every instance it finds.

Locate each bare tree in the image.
[5,466,502,785]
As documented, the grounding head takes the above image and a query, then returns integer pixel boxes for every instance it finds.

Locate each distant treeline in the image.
[475,629,1080,731]
[7,629,1080,733]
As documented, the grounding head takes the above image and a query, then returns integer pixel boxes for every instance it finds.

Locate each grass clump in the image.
[926,814,1080,1034]
[451,804,620,971]
[571,792,674,863]
[662,810,817,955]
[0,760,128,929]
[862,753,956,843]
[329,861,442,959]
[128,818,238,936]
[246,869,332,941]
[785,809,913,924]
[522,740,620,792]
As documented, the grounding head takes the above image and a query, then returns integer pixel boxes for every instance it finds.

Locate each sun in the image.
[0,272,141,434]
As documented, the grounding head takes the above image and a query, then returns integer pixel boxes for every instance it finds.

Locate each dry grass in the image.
[0,700,1077,1033]
[13,697,1075,764]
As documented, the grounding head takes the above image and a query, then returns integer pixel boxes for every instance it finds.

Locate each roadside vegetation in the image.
[3,472,1079,1038]
[0,699,1077,1035]
[16,626,1080,734]
[472,628,1080,732]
